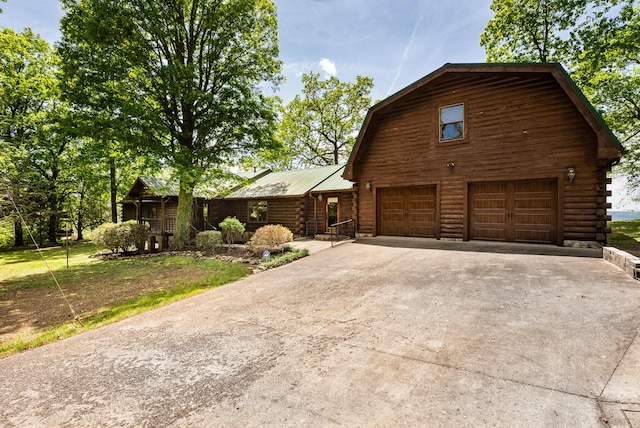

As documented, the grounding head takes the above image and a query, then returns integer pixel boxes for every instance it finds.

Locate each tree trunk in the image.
[174,178,195,249]
[13,217,24,247]
[76,190,85,241]
[47,211,58,244]
[46,190,59,244]
[110,158,118,223]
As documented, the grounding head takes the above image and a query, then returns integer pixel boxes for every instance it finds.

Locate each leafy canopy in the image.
[59,0,283,247]
[481,0,639,198]
[275,72,373,168]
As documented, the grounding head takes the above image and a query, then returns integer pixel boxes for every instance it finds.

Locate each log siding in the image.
[346,65,623,245]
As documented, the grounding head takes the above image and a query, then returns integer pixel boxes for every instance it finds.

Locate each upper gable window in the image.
[439,104,464,142]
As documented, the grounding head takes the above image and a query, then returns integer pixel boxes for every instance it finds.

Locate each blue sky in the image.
[1,0,633,209]
[1,0,493,102]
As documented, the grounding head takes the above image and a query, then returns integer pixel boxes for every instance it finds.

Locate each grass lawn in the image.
[608,220,640,254]
[0,242,100,282]
[0,242,252,358]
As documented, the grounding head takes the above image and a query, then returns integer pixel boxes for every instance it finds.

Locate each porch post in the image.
[160,198,166,251]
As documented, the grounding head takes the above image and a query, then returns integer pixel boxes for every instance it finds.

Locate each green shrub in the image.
[249,224,294,253]
[91,221,148,253]
[195,230,223,251]
[218,217,245,245]
[120,221,149,252]
[91,223,120,253]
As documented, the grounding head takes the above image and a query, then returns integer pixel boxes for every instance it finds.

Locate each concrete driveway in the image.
[1,238,640,427]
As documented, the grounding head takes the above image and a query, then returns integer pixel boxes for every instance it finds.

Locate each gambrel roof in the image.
[344,63,624,181]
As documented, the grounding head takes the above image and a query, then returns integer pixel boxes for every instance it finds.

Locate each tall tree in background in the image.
[59,0,282,248]
[276,72,373,168]
[480,0,597,62]
[59,1,158,224]
[572,2,640,187]
[481,0,639,197]
[0,28,69,245]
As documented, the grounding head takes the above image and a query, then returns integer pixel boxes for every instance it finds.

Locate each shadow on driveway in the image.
[356,236,603,258]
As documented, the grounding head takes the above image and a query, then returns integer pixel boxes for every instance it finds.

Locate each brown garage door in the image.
[378,186,437,237]
[470,179,557,244]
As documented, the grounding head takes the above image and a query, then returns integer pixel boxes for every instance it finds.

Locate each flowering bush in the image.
[248,224,293,253]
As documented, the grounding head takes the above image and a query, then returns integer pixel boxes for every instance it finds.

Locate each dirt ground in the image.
[0,248,256,345]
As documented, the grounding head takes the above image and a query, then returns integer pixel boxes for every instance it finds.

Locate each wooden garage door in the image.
[378,186,437,237]
[470,179,557,244]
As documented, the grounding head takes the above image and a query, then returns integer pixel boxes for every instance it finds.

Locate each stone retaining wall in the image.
[603,247,640,280]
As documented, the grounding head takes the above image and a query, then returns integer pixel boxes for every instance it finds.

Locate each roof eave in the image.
[344,62,624,180]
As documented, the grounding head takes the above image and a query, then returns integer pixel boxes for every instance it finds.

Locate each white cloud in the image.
[319,58,337,77]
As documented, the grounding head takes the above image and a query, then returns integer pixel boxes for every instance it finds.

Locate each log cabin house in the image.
[121,169,269,249]
[215,164,354,237]
[121,165,355,249]
[343,63,624,246]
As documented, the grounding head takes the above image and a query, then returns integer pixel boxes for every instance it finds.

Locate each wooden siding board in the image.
[354,73,607,243]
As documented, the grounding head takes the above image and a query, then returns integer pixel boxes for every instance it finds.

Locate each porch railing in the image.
[330,218,356,247]
[141,217,175,234]
[305,219,320,238]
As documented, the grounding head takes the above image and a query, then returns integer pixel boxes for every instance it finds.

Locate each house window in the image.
[248,200,268,223]
[440,104,464,141]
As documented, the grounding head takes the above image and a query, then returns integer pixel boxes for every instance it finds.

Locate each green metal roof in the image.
[125,168,270,200]
[225,164,351,199]
[136,176,180,197]
[310,165,352,192]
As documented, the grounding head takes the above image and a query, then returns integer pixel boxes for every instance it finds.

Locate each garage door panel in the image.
[514,229,552,243]
[472,227,507,241]
[470,179,557,244]
[514,198,552,210]
[378,186,437,238]
[514,213,552,225]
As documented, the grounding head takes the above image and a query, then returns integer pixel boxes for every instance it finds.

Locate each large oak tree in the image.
[59,0,282,248]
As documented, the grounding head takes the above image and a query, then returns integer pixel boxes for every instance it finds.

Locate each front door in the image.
[327,196,339,232]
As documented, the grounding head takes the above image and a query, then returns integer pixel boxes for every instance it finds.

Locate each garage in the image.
[378,186,437,238]
[469,179,557,244]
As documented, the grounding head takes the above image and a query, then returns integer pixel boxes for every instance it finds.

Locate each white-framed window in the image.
[439,103,464,141]
[248,200,268,223]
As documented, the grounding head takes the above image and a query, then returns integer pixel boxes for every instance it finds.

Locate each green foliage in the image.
[219,217,246,246]
[481,0,639,200]
[195,230,223,251]
[0,218,14,247]
[248,224,294,252]
[481,0,597,62]
[259,247,308,269]
[59,0,283,247]
[274,72,373,168]
[91,221,148,253]
[570,2,640,192]
[91,223,119,253]
[0,27,74,245]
